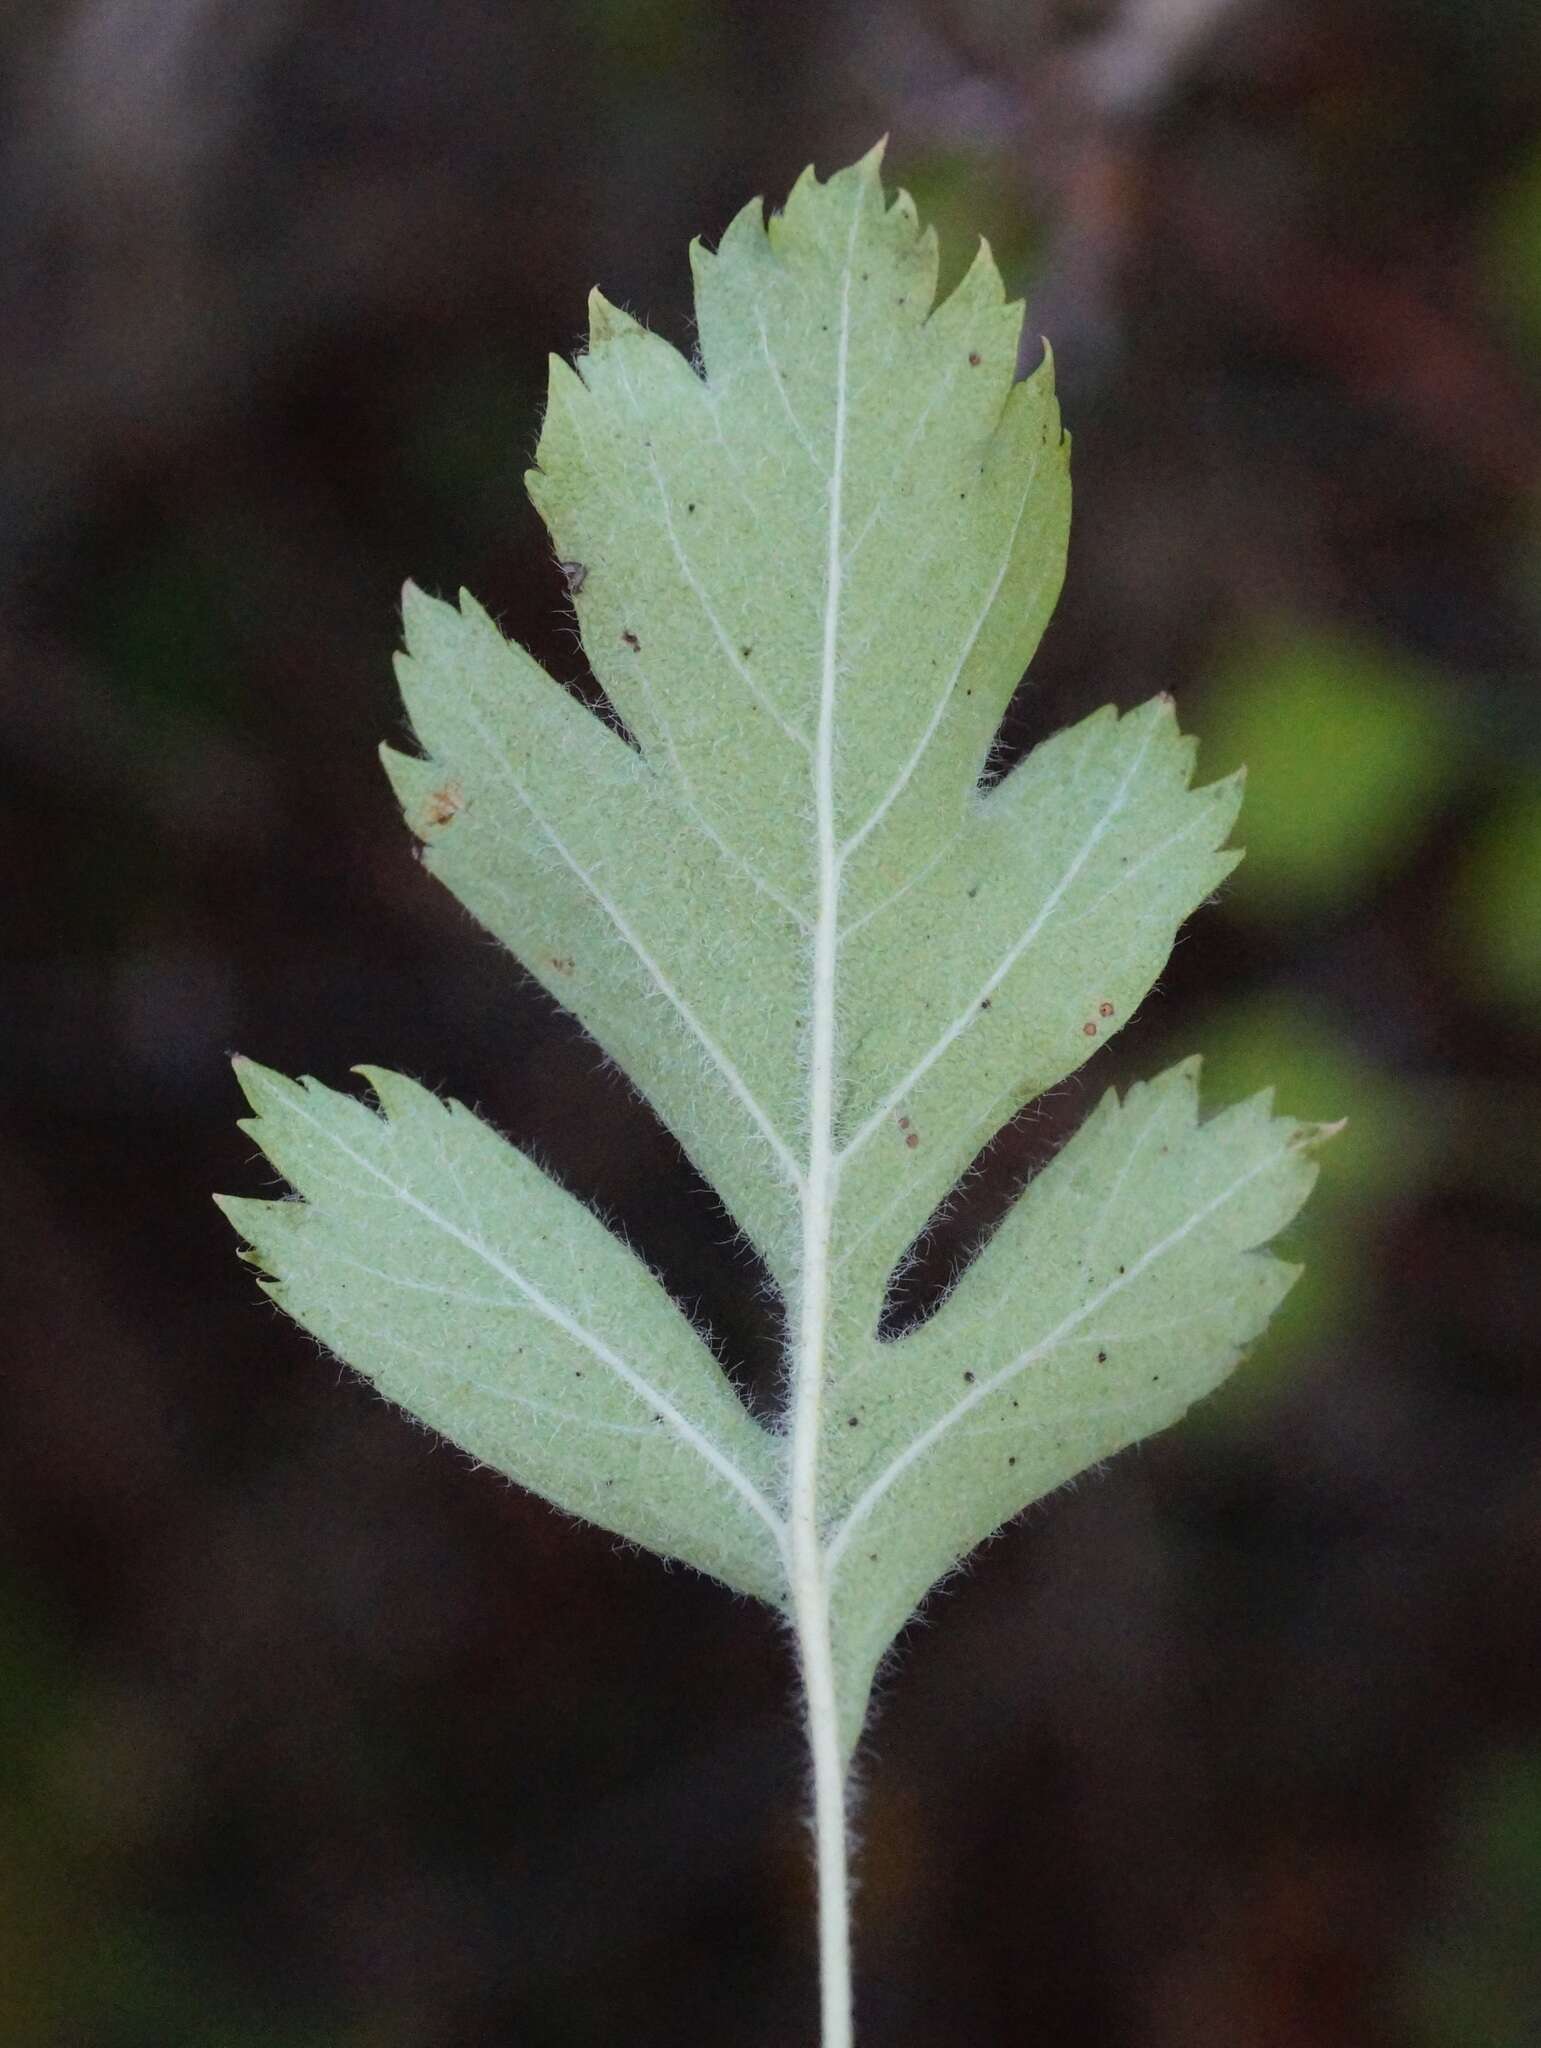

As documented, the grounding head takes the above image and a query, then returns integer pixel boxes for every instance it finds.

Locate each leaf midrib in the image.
[822,1138,1298,1574]
[270,1080,789,1556]
[788,182,862,1586]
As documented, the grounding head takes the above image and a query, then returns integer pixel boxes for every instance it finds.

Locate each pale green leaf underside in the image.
[220,146,1332,1755]
[217,1061,787,1603]
[822,1057,1324,1750]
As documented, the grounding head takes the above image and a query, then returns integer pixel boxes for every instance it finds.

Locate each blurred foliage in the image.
[1483,143,1541,358]
[399,354,546,554]
[1453,786,1541,1011]
[1200,625,1463,918]
[1403,1749,1541,2048]
[0,1583,334,2048]
[84,542,245,721]
[1186,994,1428,1394]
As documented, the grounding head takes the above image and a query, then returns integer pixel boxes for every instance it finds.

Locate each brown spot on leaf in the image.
[1099,1001,1115,1018]
[1082,1021,1098,1037]
[904,1131,919,1149]
[424,782,465,828]
[968,351,982,365]
[621,630,640,650]
[897,1116,910,1129]
[549,955,575,975]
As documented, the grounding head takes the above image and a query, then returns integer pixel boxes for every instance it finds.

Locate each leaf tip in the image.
[738,193,774,257]
[1162,1056,1205,1121]
[543,350,587,414]
[946,233,1008,314]
[587,286,641,348]
[230,1055,291,1116]
[350,1063,432,1124]
[1016,332,1056,395]
[1294,1116,1347,1150]
[400,578,456,656]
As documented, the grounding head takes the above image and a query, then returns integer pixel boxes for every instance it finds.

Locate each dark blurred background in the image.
[5,1,1541,2042]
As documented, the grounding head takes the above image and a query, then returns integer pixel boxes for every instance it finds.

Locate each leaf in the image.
[821,1059,1332,1751]
[217,1062,786,1603]
[219,144,1333,1756]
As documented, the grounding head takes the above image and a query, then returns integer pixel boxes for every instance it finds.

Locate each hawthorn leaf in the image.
[219,144,1334,1757]
[217,1060,787,1603]
[822,1059,1335,1752]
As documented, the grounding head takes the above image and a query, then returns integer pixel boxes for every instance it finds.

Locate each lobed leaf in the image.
[826,695,1244,1321]
[218,1060,786,1603]
[220,144,1334,1753]
[822,1059,1334,1750]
